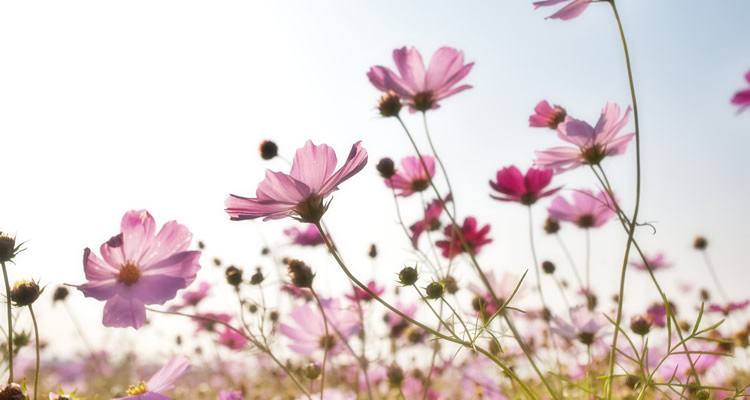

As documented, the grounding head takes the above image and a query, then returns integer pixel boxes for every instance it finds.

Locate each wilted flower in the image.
[115,356,190,400]
[73,210,201,329]
[0,232,18,263]
[367,46,474,112]
[385,155,436,197]
[489,166,560,205]
[436,217,492,259]
[225,140,368,223]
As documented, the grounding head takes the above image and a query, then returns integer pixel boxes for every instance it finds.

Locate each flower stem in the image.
[700,250,729,303]
[554,234,585,292]
[605,1,643,397]
[1,262,12,383]
[422,111,457,219]
[309,288,329,400]
[29,304,40,400]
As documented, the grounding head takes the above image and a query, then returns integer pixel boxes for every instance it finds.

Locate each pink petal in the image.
[289,140,338,193]
[524,167,554,194]
[546,0,591,20]
[142,251,201,283]
[533,0,570,9]
[147,356,191,393]
[604,132,635,157]
[392,46,426,92]
[256,170,311,204]
[558,117,595,147]
[433,83,473,102]
[139,220,192,268]
[366,66,389,92]
[102,295,147,329]
[120,210,157,265]
[224,194,297,221]
[319,141,368,196]
[82,248,119,281]
[534,146,583,171]
[425,47,464,91]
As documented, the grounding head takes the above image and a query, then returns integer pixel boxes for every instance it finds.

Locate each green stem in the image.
[605,1,643,397]
[1,262,12,383]
[29,304,40,400]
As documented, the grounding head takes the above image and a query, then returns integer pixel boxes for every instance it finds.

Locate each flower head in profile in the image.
[548,189,616,229]
[283,225,326,247]
[280,299,360,356]
[73,210,202,329]
[409,194,452,248]
[732,69,750,113]
[345,281,385,302]
[225,140,368,224]
[489,166,560,206]
[385,155,436,197]
[435,217,492,259]
[551,305,608,345]
[535,103,634,172]
[115,356,190,400]
[533,0,592,21]
[368,46,474,112]
[529,100,567,129]
[708,300,750,316]
[630,252,673,272]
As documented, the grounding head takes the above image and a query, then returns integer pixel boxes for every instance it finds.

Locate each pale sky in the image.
[1,0,749,360]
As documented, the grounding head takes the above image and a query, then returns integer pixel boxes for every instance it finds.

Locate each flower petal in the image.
[102,295,147,329]
[147,355,191,393]
[289,140,338,193]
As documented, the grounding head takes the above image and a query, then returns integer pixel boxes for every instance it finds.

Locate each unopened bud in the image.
[250,269,265,285]
[542,261,555,274]
[443,275,458,294]
[53,286,69,303]
[288,259,314,288]
[377,91,402,118]
[424,281,445,300]
[398,266,418,286]
[0,233,16,263]
[386,364,404,387]
[693,236,707,250]
[543,218,560,234]
[376,158,396,179]
[225,266,243,287]
[259,140,278,160]
[303,363,321,380]
[11,280,40,307]
[630,315,652,336]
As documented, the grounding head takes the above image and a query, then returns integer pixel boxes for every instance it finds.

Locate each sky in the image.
[1,0,749,359]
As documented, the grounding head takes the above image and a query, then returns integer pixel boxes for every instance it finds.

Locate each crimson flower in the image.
[732,69,750,113]
[409,194,451,248]
[435,217,492,259]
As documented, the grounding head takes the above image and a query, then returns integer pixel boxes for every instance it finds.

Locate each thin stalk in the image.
[605,1,644,397]
[29,304,40,400]
[414,285,456,337]
[442,298,472,342]
[310,288,330,400]
[422,301,444,400]
[554,234,585,291]
[700,250,729,303]
[527,207,551,317]
[1,262,12,383]
[422,111,457,220]
[585,229,591,293]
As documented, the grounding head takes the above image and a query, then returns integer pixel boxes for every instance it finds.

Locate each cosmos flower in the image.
[732,69,750,113]
[489,166,560,205]
[225,140,368,223]
[217,327,248,351]
[168,282,210,312]
[344,281,385,302]
[551,305,608,345]
[280,299,360,356]
[468,271,527,315]
[283,225,326,246]
[192,312,232,335]
[385,155,436,197]
[547,189,616,229]
[529,100,567,129]
[460,357,509,400]
[535,103,634,172]
[115,356,190,400]
[436,217,492,259]
[73,210,202,329]
[630,253,673,272]
[367,46,474,112]
[409,194,451,248]
[708,300,750,316]
[533,0,592,21]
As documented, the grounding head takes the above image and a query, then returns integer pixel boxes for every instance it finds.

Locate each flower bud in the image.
[542,261,555,274]
[259,140,278,160]
[11,280,40,307]
[376,158,396,179]
[377,91,403,117]
[443,275,458,294]
[0,233,16,263]
[630,315,651,336]
[288,259,314,288]
[386,364,404,387]
[225,266,243,288]
[368,244,377,258]
[398,266,418,286]
[424,281,445,300]
[693,236,707,250]
[250,269,265,285]
[696,390,710,400]
[0,383,25,400]
[53,286,69,303]
[303,363,321,380]
[543,218,560,234]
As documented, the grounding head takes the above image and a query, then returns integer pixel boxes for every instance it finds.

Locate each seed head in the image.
[11,280,40,307]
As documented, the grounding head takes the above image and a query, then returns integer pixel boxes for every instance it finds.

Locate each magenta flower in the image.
[732,69,750,113]
[73,210,202,329]
[280,299,360,356]
[435,217,492,259]
[551,305,608,345]
[217,327,248,350]
[385,155,436,197]
[283,225,326,246]
[535,103,634,172]
[225,140,368,223]
[708,300,750,316]
[409,194,452,248]
[529,100,567,129]
[367,46,474,112]
[630,252,673,272]
[345,281,385,302]
[192,312,232,335]
[168,281,210,311]
[218,391,242,400]
[489,166,560,206]
[548,189,616,228]
[115,356,190,400]
[533,0,592,21]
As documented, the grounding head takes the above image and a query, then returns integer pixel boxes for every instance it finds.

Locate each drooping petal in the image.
[289,140,339,193]
[147,356,191,393]
[102,295,147,329]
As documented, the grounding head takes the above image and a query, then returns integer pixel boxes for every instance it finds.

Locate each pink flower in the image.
[115,356,190,400]
[168,281,210,311]
[732,69,750,113]
[367,46,474,112]
[529,100,567,129]
[551,305,608,345]
[646,302,677,328]
[409,194,451,248]
[225,140,368,223]
[218,391,242,400]
[468,271,527,315]
[281,283,313,301]
[217,327,248,350]
[708,300,750,316]
[283,225,326,246]
[192,312,232,334]
[280,299,360,356]
[345,281,385,302]
[533,0,592,21]
[489,166,560,206]
[630,252,673,272]
[73,210,202,329]
[461,357,509,400]
[385,155,436,197]
[435,217,492,259]
[535,103,634,172]
[548,189,616,229]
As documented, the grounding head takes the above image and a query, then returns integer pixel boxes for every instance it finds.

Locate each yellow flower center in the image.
[126,381,148,395]
[118,262,141,286]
